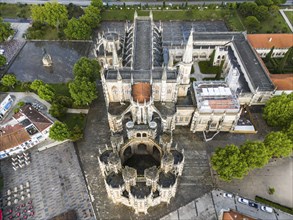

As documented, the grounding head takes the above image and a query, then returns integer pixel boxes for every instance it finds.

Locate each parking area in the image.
[161,189,293,220]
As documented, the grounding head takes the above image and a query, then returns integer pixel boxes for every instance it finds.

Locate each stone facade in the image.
[94,12,276,213]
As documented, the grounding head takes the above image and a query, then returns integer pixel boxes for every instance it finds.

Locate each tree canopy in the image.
[0,18,14,42]
[81,5,101,28]
[31,2,68,29]
[211,145,249,182]
[30,79,44,91]
[1,74,17,88]
[244,16,260,30]
[0,55,7,67]
[240,141,270,169]
[64,18,91,40]
[91,0,103,9]
[69,77,97,106]
[264,131,293,158]
[49,121,71,141]
[49,103,67,118]
[239,2,258,17]
[38,84,55,102]
[263,93,293,128]
[73,57,100,81]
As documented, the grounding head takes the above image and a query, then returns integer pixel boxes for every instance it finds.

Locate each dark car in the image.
[249,201,259,209]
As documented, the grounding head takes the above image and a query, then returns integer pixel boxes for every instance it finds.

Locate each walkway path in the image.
[280,9,293,32]
[190,62,216,81]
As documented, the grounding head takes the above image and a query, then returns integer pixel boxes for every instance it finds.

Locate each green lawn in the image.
[284,10,293,26]
[238,11,291,33]
[49,83,71,97]
[0,3,31,19]
[59,113,86,130]
[198,61,222,75]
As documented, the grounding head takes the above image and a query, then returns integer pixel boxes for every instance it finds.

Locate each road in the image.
[0,0,292,6]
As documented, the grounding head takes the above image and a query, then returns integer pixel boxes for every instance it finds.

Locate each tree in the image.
[255,0,274,6]
[91,0,103,9]
[264,131,293,158]
[38,84,55,102]
[286,123,293,143]
[272,0,286,5]
[64,18,91,40]
[0,55,6,67]
[49,103,67,118]
[70,125,83,141]
[244,16,260,31]
[1,74,17,88]
[211,145,249,182]
[264,46,274,63]
[269,5,279,15]
[49,121,71,141]
[263,93,293,128]
[238,2,258,17]
[277,47,292,73]
[240,141,270,169]
[255,6,270,21]
[69,77,97,106]
[81,5,101,29]
[73,57,100,81]
[30,79,44,91]
[31,2,68,29]
[55,96,73,108]
[0,18,14,42]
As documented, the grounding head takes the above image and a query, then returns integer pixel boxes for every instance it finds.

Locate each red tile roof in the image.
[223,210,255,220]
[247,34,293,49]
[132,83,151,103]
[270,74,293,90]
[0,125,30,151]
[20,105,53,132]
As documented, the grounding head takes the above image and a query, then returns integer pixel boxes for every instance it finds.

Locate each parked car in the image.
[238,197,249,205]
[261,205,273,213]
[249,201,259,209]
[223,193,233,198]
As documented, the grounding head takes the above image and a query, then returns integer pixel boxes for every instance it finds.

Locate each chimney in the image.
[269,37,272,42]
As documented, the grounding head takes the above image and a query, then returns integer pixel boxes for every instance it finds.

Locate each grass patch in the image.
[284,11,293,26]
[238,11,291,33]
[225,10,245,31]
[49,83,70,97]
[255,196,293,215]
[198,61,221,74]
[0,3,31,19]
[59,113,86,130]
[101,9,233,22]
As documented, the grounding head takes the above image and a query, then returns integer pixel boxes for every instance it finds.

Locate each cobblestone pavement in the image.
[76,85,213,220]
[0,142,95,220]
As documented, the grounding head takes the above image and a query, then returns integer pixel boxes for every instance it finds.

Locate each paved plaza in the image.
[0,142,95,220]
[76,85,213,219]
[8,41,92,83]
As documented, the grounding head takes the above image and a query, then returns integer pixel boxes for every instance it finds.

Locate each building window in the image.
[142,133,147,137]
[137,133,141,137]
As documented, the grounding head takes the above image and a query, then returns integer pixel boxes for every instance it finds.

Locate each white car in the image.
[0,49,4,55]
[223,193,233,198]
[261,205,273,213]
[238,197,249,205]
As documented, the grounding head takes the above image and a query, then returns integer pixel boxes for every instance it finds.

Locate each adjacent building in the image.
[0,104,53,159]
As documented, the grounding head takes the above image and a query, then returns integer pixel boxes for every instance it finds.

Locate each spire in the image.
[112,44,119,68]
[182,28,193,63]
[162,66,167,81]
[134,10,138,19]
[150,11,153,21]
[117,69,122,81]
[150,72,153,85]
[131,73,134,85]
